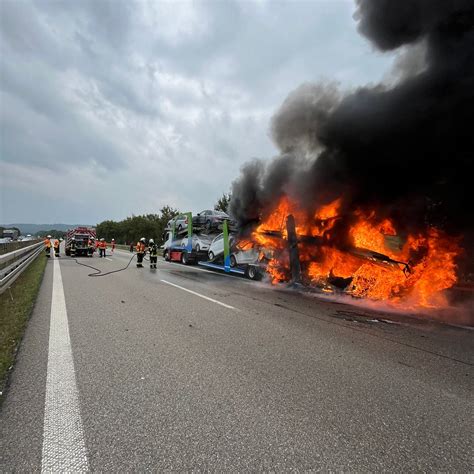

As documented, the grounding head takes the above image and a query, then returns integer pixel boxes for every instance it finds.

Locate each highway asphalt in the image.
[1,249,473,471]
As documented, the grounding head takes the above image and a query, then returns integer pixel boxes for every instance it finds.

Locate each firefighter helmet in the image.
[149,238,154,244]
[47,235,52,238]
[140,237,146,242]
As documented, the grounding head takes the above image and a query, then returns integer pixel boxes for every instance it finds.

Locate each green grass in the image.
[0,253,47,400]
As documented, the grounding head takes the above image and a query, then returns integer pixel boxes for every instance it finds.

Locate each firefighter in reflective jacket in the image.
[99,238,107,258]
[44,235,52,258]
[53,238,60,257]
[88,237,95,256]
[148,239,158,269]
[136,238,146,268]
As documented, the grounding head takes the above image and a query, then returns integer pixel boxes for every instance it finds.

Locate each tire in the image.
[208,251,215,261]
[247,265,260,280]
[181,251,188,265]
[164,249,170,261]
[196,244,200,253]
[205,220,211,231]
[230,255,237,268]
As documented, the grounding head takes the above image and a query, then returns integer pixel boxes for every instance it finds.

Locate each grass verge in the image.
[0,253,47,400]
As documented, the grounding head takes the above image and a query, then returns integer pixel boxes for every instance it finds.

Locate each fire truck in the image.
[65,227,96,257]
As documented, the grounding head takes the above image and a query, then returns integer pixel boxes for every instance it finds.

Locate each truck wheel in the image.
[230,255,237,267]
[246,265,260,281]
[181,252,188,265]
[164,250,169,261]
[208,251,215,261]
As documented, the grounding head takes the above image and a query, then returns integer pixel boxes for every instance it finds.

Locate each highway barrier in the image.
[0,239,41,255]
[0,242,44,294]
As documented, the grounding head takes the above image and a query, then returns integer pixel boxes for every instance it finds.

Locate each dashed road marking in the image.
[161,279,236,310]
[41,255,88,472]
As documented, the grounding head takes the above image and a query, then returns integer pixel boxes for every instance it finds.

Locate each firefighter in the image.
[136,237,146,268]
[148,238,158,269]
[44,235,52,258]
[53,238,60,257]
[88,237,95,256]
[70,237,76,257]
[99,238,107,258]
[111,238,116,253]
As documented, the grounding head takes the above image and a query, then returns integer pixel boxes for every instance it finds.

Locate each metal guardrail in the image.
[0,239,42,255]
[0,241,43,266]
[0,242,45,295]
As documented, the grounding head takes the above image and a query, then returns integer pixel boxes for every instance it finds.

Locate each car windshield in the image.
[215,211,228,216]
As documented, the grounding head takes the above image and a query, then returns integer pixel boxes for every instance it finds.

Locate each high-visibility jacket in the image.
[99,241,107,249]
[136,242,146,253]
[44,239,51,248]
[53,240,59,249]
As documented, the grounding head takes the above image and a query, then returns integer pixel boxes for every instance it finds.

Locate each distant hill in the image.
[2,223,93,234]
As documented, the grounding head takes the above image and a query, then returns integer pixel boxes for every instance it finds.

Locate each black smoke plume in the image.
[231,0,474,250]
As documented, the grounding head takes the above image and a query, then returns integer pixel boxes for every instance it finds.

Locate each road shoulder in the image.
[0,258,53,470]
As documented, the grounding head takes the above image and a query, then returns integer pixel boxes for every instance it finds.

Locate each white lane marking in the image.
[105,257,113,261]
[42,255,89,472]
[161,279,236,310]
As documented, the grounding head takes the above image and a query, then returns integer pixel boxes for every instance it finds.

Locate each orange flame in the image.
[248,195,461,309]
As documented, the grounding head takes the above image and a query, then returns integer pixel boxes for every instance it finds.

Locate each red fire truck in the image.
[65,227,96,257]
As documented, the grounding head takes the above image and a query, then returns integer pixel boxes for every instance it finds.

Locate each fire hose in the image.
[67,253,137,277]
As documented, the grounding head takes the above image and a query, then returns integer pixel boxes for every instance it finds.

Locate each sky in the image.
[0,0,396,225]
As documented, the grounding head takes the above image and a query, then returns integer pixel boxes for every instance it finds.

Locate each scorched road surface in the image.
[1,250,473,471]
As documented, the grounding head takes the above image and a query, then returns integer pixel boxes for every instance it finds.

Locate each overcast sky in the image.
[0,0,395,225]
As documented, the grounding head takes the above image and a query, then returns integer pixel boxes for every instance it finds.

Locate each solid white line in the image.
[41,255,89,472]
[161,279,236,310]
[105,257,113,261]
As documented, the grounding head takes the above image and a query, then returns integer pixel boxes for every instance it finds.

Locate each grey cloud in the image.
[1,0,392,224]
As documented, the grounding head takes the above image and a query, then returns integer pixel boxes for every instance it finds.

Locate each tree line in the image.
[95,206,179,245]
[95,194,232,245]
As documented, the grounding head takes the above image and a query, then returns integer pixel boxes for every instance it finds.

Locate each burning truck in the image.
[246,196,461,309]
[230,0,473,314]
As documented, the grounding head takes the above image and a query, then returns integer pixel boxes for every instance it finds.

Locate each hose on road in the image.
[67,253,136,277]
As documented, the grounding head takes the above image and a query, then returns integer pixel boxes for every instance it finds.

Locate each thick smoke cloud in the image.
[231,0,474,243]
